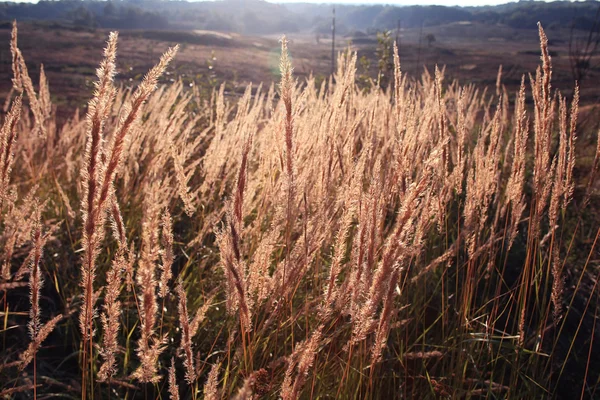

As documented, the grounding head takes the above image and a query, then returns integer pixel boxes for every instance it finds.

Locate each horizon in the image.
[0,0,565,6]
[267,0,521,5]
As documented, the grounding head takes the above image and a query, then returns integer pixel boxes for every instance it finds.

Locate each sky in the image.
[0,0,555,6]
[0,0,549,5]
[266,0,527,5]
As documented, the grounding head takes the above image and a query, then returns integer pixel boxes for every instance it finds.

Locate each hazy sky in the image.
[0,0,551,6]
[267,0,534,5]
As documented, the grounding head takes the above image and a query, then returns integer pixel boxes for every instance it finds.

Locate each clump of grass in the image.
[0,20,599,400]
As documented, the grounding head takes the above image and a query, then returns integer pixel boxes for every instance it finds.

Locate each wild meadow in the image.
[0,20,599,399]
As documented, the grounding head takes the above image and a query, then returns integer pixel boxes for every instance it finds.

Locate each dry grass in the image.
[0,20,599,399]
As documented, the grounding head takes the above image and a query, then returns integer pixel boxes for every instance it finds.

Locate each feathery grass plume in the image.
[322,154,362,315]
[0,385,38,398]
[548,86,579,323]
[279,35,295,289]
[410,242,458,284]
[538,23,552,106]
[215,211,251,331]
[550,247,564,324]
[393,41,402,116]
[171,143,196,217]
[233,132,252,230]
[109,190,127,247]
[2,186,42,281]
[434,65,449,181]
[78,37,118,396]
[565,84,579,207]
[204,359,221,400]
[549,95,569,233]
[232,378,253,400]
[496,65,503,96]
[216,130,253,331]
[96,44,179,231]
[0,281,27,290]
[531,23,556,238]
[168,358,180,400]
[130,323,166,384]
[18,314,62,370]
[0,94,22,204]
[10,21,21,92]
[27,217,45,352]
[132,186,166,383]
[97,247,127,382]
[159,210,174,299]
[349,154,382,312]
[79,31,118,348]
[39,64,51,120]
[246,229,277,305]
[189,293,214,337]
[2,87,14,113]
[455,88,468,191]
[10,23,46,137]
[215,82,226,137]
[54,177,76,220]
[504,76,529,250]
[19,214,63,393]
[175,279,196,384]
[371,266,401,364]
[281,326,323,400]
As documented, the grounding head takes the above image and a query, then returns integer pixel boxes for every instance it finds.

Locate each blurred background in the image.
[0,0,599,126]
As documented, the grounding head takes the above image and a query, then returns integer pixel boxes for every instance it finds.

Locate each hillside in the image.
[0,0,599,34]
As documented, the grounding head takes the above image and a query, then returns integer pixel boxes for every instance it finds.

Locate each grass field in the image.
[1,19,600,400]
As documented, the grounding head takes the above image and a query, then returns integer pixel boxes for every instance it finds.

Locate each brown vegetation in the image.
[0,19,599,399]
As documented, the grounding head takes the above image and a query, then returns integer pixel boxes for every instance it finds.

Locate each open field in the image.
[2,21,599,116]
[1,18,600,400]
